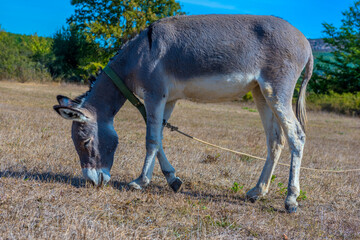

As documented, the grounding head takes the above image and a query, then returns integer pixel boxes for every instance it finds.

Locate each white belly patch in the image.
[169,72,259,102]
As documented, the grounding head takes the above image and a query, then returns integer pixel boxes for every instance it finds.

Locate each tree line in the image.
[0,0,183,83]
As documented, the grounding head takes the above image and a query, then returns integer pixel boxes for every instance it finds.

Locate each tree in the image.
[68,0,184,60]
[50,25,101,81]
[24,33,53,66]
[0,29,26,79]
[0,28,51,81]
[312,1,360,94]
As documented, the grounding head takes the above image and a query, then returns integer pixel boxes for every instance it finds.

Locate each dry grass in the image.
[0,81,359,239]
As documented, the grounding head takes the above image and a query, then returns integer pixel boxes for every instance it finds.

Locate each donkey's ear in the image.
[53,105,90,123]
[56,95,74,107]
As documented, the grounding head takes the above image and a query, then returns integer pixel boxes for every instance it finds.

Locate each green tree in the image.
[0,29,25,79]
[0,28,51,81]
[312,1,360,94]
[68,0,184,60]
[24,33,53,65]
[50,25,101,81]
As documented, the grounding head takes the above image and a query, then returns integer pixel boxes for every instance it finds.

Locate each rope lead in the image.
[164,122,360,173]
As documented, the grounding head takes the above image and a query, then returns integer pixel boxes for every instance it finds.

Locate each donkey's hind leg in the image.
[157,101,183,192]
[258,79,306,213]
[246,85,285,202]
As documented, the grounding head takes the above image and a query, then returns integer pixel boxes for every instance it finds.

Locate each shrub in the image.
[307,91,360,116]
[242,91,253,102]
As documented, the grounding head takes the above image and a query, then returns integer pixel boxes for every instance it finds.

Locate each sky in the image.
[0,0,355,39]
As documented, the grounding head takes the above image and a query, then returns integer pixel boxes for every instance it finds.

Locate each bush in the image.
[307,91,360,116]
[242,92,253,102]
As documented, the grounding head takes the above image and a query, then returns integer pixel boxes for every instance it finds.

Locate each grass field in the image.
[0,81,359,239]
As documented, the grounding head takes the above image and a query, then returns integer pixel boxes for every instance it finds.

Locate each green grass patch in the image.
[242,107,257,113]
[230,182,244,193]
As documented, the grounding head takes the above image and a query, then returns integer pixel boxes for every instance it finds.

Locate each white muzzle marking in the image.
[82,168,111,186]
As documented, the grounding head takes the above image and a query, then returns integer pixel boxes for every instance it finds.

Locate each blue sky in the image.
[0,0,355,38]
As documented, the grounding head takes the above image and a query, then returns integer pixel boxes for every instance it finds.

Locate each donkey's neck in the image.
[84,73,127,121]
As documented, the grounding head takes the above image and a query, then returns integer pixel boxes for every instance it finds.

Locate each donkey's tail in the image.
[296,51,314,133]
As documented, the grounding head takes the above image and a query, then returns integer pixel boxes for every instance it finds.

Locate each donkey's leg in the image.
[246,86,285,202]
[157,101,183,192]
[259,80,306,213]
[157,147,183,192]
[129,95,166,190]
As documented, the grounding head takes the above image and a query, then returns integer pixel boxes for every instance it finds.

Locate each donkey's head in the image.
[53,95,118,186]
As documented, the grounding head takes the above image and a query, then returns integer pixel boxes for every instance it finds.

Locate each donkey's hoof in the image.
[285,205,298,213]
[128,181,142,190]
[245,187,263,203]
[170,177,183,193]
[285,197,299,213]
[245,195,259,203]
[285,201,298,213]
[128,176,150,190]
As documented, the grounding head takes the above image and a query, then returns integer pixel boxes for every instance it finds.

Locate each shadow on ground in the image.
[0,170,257,207]
[0,170,127,190]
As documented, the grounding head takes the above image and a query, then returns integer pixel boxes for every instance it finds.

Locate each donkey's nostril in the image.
[99,168,111,185]
[98,173,104,187]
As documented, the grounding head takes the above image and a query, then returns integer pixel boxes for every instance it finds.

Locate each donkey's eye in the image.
[83,138,92,148]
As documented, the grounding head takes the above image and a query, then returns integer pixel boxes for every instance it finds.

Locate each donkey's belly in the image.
[170,72,259,102]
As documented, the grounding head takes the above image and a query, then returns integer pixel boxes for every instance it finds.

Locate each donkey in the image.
[53,14,313,213]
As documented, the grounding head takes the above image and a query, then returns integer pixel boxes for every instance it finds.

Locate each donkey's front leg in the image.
[158,146,183,192]
[128,96,166,190]
[157,101,183,192]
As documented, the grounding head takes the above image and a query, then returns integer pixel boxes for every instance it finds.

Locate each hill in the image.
[308,38,333,52]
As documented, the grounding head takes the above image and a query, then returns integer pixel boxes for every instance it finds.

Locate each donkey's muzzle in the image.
[82,168,111,186]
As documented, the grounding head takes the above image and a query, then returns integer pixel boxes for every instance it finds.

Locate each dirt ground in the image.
[0,81,359,239]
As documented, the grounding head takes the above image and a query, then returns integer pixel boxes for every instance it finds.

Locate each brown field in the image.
[0,81,359,239]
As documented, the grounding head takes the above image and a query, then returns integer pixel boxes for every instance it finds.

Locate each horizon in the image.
[0,0,355,39]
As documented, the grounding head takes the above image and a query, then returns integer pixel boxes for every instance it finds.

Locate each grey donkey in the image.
[53,14,313,213]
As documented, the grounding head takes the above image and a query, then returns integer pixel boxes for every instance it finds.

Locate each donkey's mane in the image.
[72,28,146,107]
[73,74,98,107]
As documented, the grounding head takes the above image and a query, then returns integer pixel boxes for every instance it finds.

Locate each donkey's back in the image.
[129,15,312,104]
[148,15,311,77]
